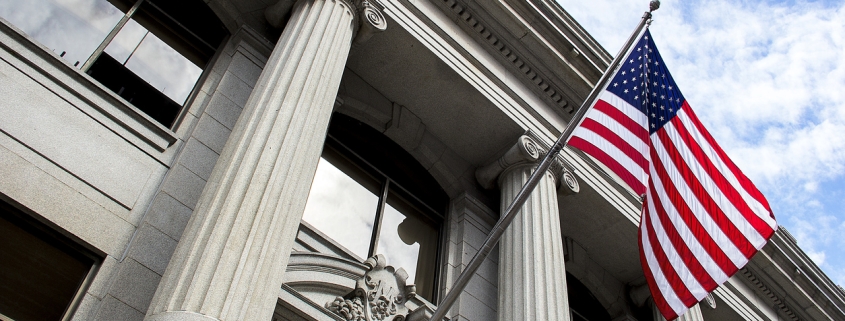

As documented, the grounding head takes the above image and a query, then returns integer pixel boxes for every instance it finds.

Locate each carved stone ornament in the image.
[326,255,416,321]
[475,134,579,195]
[353,0,387,44]
[265,0,387,44]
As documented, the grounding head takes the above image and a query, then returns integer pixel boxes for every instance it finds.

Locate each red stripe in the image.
[680,103,774,219]
[649,140,740,276]
[594,99,649,144]
[639,210,679,320]
[570,136,647,195]
[642,195,699,307]
[579,118,649,171]
[647,176,718,292]
[669,115,775,248]
[655,126,758,259]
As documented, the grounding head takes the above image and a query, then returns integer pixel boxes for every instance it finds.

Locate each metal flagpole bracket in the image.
[427,2,659,320]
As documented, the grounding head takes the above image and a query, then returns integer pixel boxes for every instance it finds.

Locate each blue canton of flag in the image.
[607,32,684,133]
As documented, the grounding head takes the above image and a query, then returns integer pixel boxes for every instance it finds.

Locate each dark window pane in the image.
[86,53,182,126]
[0,202,96,321]
[104,18,202,105]
[377,190,439,301]
[301,150,382,260]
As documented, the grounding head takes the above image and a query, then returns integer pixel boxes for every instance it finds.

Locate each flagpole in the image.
[428,2,659,320]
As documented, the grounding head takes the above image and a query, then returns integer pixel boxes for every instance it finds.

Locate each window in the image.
[0,200,100,321]
[301,113,448,303]
[0,0,228,128]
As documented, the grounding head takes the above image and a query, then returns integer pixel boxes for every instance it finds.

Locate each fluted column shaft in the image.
[146,1,359,320]
[498,163,571,321]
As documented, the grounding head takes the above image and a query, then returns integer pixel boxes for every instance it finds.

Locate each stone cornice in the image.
[433,0,612,121]
[739,267,800,321]
[740,227,845,321]
[436,0,571,115]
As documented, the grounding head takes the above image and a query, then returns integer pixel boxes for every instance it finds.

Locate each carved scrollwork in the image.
[326,255,415,321]
[353,0,387,44]
[558,167,580,195]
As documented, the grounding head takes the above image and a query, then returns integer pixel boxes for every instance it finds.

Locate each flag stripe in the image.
[680,104,772,213]
[668,112,770,249]
[640,210,687,316]
[569,136,648,194]
[639,218,680,320]
[577,118,649,171]
[677,104,777,232]
[643,187,705,306]
[646,173,720,292]
[593,95,650,144]
[656,123,760,260]
[583,107,650,155]
[649,140,741,276]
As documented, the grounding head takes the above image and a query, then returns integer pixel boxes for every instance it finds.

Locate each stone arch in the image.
[334,95,475,199]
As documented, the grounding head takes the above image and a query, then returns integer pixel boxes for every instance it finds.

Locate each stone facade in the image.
[0,0,844,321]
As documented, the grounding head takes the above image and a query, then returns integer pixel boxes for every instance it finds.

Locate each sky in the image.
[556,0,845,287]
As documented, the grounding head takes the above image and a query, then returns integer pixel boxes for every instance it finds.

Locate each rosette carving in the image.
[326,255,416,321]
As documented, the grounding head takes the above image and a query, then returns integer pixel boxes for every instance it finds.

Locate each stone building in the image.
[0,0,843,320]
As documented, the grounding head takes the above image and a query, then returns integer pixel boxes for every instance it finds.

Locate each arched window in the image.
[567,272,612,321]
[301,113,448,303]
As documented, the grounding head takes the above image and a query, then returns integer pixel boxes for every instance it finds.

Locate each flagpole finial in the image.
[649,0,660,12]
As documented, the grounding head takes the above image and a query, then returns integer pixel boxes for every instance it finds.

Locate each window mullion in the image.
[367,179,390,258]
[80,0,145,71]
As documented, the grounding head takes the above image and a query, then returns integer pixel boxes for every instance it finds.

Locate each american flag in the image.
[569,29,778,320]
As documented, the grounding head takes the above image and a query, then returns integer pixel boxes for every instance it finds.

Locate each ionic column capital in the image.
[265,0,387,44]
[475,134,579,195]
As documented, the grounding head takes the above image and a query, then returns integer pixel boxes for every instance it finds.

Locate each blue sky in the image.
[556,0,845,287]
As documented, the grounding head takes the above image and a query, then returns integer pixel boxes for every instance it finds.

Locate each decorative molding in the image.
[475,135,541,189]
[353,0,388,44]
[740,268,800,321]
[326,255,417,321]
[475,134,579,196]
[436,0,573,114]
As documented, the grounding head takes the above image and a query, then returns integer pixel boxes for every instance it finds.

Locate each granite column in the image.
[145,0,385,320]
[477,135,580,321]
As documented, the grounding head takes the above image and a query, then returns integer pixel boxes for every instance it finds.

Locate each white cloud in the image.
[557,0,845,285]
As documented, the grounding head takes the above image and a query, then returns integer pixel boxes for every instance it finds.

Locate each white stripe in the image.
[584,106,650,153]
[645,194,708,300]
[663,119,767,248]
[649,160,730,284]
[641,213,688,315]
[573,128,648,184]
[652,133,749,268]
[601,90,649,127]
[675,109,777,231]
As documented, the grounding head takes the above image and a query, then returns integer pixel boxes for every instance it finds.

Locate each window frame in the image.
[0,199,103,321]
[2,0,229,130]
[312,131,446,303]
